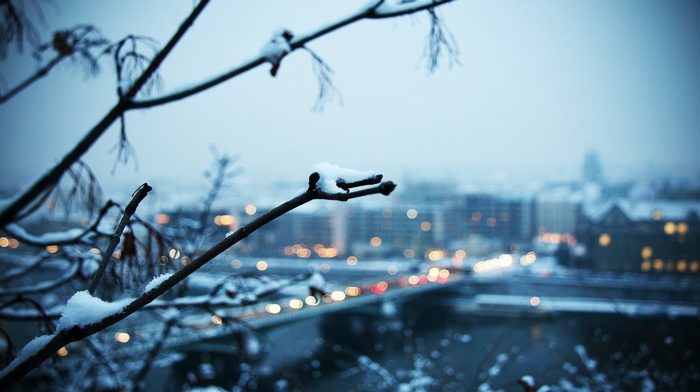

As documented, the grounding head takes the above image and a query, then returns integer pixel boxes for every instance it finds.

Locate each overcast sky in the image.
[1,0,699,200]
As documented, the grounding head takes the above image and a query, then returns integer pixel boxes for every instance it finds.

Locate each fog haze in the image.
[1,0,699,196]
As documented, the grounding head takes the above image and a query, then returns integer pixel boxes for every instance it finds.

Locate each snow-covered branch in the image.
[0,0,451,228]
[0,167,395,387]
[128,0,455,110]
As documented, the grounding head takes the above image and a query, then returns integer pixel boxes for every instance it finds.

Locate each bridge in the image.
[164,255,700,353]
[164,263,464,351]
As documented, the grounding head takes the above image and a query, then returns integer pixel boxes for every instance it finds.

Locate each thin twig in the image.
[0,172,395,387]
[87,183,152,295]
[0,0,210,227]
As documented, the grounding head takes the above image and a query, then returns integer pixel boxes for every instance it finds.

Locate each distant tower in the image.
[583,151,604,184]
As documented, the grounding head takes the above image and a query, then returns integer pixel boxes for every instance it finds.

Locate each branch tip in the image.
[380,181,397,196]
[308,172,321,190]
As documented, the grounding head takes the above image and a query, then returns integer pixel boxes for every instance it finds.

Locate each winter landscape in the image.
[1,1,699,391]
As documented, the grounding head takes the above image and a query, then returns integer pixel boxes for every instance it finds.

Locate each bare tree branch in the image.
[421,7,461,73]
[0,24,110,104]
[0,0,44,59]
[0,0,453,227]
[129,0,454,109]
[303,46,343,112]
[0,0,210,227]
[88,183,151,295]
[0,170,396,387]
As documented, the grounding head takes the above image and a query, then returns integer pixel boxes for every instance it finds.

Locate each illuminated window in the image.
[664,222,677,235]
[598,233,611,247]
[420,221,431,232]
[690,261,699,273]
[677,222,689,235]
[406,209,418,219]
[370,237,382,247]
[487,217,497,227]
[640,246,652,260]
[641,260,651,272]
[677,260,688,273]
[471,211,482,222]
[653,259,664,272]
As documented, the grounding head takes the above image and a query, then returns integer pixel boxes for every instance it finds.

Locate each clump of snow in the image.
[574,344,597,371]
[57,291,131,331]
[520,375,536,387]
[641,377,656,392]
[313,162,380,194]
[357,355,395,388]
[307,271,327,292]
[260,27,293,75]
[487,353,509,377]
[5,223,85,244]
[381,300,398,317]
[0,334,54,378]
[145,273,174,292]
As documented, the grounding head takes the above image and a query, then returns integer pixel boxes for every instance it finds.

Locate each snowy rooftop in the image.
[589,199,700,223]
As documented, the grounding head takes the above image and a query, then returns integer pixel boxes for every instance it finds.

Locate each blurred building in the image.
[578,200,700,273]
[443,194,536,249]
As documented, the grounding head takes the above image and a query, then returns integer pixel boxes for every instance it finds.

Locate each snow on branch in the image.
[56,291,131,331]
[0,261,81,296]
[310,162,395,200]
[0,168,395,387]
[260,28,293,76]
[313,162,382,194]
[3,224,87,246]
[129,0,456,110]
